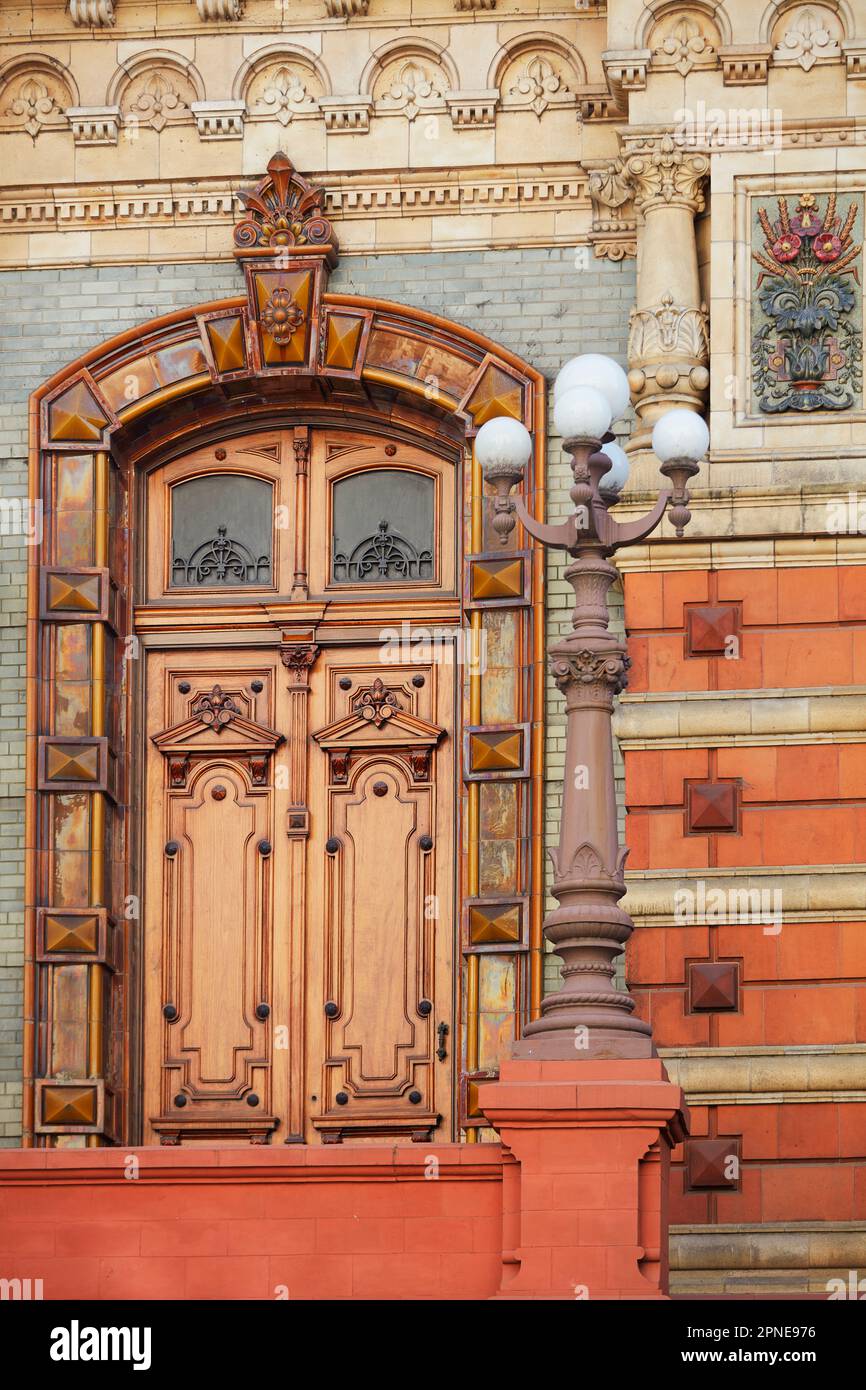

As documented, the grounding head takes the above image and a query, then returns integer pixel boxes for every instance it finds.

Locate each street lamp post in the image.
[477,358,709,1061]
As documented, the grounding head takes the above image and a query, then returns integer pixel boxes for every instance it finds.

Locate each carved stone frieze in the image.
[550,649,630,697]
[649,15,718,77]
[772,6,842,71]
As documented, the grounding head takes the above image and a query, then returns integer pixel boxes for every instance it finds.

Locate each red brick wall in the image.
[623,566,866,1237]
[0,1146,503,1300]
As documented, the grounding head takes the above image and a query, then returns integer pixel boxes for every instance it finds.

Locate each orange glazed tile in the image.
[714,1166,763,1224]
[765,985,857,1045]
[717,746,777,801]
[853,630,866,682]
[762,805,856,866]
[645,634,710,692]
[623,572,664,630]
[762,630,853,688]
[717,1105,779,1160]
[776,744,839,801]
[714,810,764,868]
[778,923,842,980]
[649,987,710,1047]
[662,749,710,803]
[625,750,664,807]
[762,1164,854,1222]
[662,570,710,628]
[840,921,866,975]
[625,925,666,986]
[716,987,765,1046]
[839,1105,866,1158]
[779,1103,839,1160]
[838,567,866,621]
[665,927,711,985]
[716,924,778,981]
[718,568,778,625]
[713,637,765,691]
[839,744,866,798]
[625,634,649,690]
[648,811,710,869]
[624,809,649,868]
[778,567,839,624]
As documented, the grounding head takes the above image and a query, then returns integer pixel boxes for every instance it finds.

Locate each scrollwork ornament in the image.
[551,649,630,695]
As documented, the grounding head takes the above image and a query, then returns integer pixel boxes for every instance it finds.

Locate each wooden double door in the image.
[143,642,456,1144]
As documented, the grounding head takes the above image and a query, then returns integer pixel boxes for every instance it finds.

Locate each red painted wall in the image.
[0,1146,503,1301]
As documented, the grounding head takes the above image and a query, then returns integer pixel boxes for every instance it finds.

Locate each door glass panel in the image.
[331,468,434,582]
[170,474,273,587]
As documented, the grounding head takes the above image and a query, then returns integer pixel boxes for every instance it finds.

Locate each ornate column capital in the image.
[280,643,320,686]
[620,131,709,216]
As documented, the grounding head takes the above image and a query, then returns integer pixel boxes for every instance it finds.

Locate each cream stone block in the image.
[243,120,326,174]
[319,30,375,90]
[0,232,29,268]
[189,35,246,95]
[749,697,810,735]
[116,38,197,64]
[90,227,151,261]
[554,209,592,240]
[432,212,493,246]
[2,132,74,185]
[836,143,866,170]
[677,696,752,737]
[146,224,208,260]
[446,21,500,88]
[242,30,324,59]
[486,209,555,243]
[374,215,433,249]
[771,145,841,174]
[327,118,408,171]
[156,126,238,178]
[810,693,866,732]
[28,229,91,263]
[408,120,493,167]
[74,130,157,181]
[493,111,580,167]
[330,217,377,252]
[770,59,848,110]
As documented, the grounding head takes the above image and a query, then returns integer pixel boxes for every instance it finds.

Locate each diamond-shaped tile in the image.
[468,899,524,947]
[325,313,364,371]
[41,1083,97,1127]
[467,726,527,776]
[686,780,740,833]
[205,315,246,375]
[465,364,524,425]
[686,604,740,656]
[41,567,107,622]
[689,960,739,1012]
[468,554,527,606]
[686,1137,740,1189]
[38,736,109,793]
[48,380,108,443]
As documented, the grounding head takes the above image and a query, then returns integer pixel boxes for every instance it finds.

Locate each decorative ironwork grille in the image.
[172,524,271,586]
[332,518,433,582]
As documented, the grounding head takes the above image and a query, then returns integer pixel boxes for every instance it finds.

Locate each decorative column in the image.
[475,384,706,1298]
[620,132,710,450]
[280,639,319,1143]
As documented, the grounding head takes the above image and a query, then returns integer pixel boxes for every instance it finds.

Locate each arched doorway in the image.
[25,155,546,1147]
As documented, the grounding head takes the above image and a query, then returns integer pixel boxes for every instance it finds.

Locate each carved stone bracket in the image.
[196,0,244,17]
[585,158,636,262]
[68,0,115,24]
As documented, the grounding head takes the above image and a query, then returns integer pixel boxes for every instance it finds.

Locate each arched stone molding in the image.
[488,33,586,118]
[107,50,206,134]
[636,0,732,49]
[0,54,79,138]
[361,37,459,121]
[758,0,853,44]
[767,1,846,68]
[232,44,331,127]
[643,4,725,77]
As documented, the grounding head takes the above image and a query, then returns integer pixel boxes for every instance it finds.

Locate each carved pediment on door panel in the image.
[152,687,284,759]
[312,702,444,754]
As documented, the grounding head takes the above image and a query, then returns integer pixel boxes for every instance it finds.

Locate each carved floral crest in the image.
[234,151,336,254]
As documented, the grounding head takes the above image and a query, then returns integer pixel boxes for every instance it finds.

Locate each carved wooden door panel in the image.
[143,651,290,1144]
[308,651,456,1142]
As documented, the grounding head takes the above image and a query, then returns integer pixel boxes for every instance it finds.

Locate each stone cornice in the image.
[0,165,601,265]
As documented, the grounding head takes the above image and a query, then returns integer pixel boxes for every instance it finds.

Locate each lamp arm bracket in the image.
[602,490,672,547]
[514,493,578,550]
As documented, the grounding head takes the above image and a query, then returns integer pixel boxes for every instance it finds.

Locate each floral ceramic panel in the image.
[751,190,863,414]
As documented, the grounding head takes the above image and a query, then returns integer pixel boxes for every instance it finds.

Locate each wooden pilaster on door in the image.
[279,637,320,1142]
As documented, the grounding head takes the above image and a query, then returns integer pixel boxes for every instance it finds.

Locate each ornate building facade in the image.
[0,0,864,1300]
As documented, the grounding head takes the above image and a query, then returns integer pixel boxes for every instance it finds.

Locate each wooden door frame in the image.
[25,291,546,1147]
